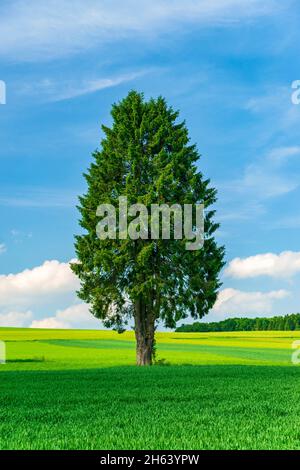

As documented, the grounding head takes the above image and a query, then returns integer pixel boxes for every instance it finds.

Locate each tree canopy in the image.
[71,91,225,364]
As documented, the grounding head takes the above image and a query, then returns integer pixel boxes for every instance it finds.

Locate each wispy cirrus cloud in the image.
[217,145,300,223]
[19,70,148,102]
[245,84,300,141]
[231,146,300,199]
[239,164,297,199]
[0,0,283,62]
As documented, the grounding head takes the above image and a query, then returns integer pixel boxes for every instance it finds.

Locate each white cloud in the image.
[213,287,289,316]
[20,71,148,102]
[267,146,300,164]
[0,310,32,327]
[0,0,281,61]
[239,145,300,199]
[245,85,289,114]
[56,303,91,323]
[30,317,69,329]
[10,229,33,244]
[225,251,300,279]
[0,244,6,255]
[245,84,300,142]
[219,145,300,212]
[30,303,100,329]
[0,259,79,309]
[217,202,266,222]
[0,258,102,329]
[241,162,297,198]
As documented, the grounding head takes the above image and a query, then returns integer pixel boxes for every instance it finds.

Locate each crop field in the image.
[0,328,300,450]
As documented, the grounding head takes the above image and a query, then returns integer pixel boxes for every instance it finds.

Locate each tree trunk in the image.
[134,298,155,366]
[136,333,153,366]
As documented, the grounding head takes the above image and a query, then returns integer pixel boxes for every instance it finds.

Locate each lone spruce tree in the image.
[71,91,225,365]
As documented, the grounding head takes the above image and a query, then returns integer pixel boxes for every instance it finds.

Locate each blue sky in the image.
[0,0,300,329]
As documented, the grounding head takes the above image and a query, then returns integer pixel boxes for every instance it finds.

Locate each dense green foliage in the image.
[71,91,224,364]
[176,313,300,332]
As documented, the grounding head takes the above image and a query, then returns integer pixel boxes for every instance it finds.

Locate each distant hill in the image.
[176,313,300,332]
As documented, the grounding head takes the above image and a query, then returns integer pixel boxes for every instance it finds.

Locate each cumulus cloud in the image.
[0,0,281,61]
[213,288,289,316]
[0,310,32,327]
[56,303,91,323]
[30,317,69,329]
[30,303,100,329]
[225,251,300,279]
[0,244,6,255]
[0,259,79,309]
[0,255,294,328]
[0,258,103,329]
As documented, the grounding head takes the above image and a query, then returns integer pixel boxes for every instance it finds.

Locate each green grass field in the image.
[1,328,300,450]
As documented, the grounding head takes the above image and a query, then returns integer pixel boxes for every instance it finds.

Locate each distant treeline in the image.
[176,314,300,332]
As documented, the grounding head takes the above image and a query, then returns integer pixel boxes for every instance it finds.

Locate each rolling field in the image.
[0,328,300,449]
